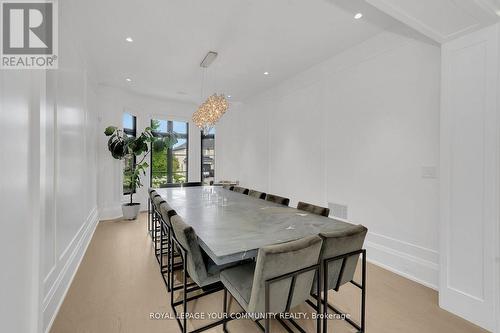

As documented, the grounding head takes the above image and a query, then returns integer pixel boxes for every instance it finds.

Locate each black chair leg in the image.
[183,258,188,333]
[323,260,329,333]
[223,288,228,333]
[361,250,366,333]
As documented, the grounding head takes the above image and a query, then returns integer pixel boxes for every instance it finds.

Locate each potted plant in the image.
[104,124,177,220]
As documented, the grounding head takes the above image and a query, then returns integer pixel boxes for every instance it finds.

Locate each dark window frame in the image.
[150,119,189,187]
[200,130,215,185]
[123,113,137,195]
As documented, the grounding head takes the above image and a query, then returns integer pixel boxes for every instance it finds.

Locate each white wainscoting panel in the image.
[42,209,98,333]
[366,232,439,289]
[440,24,499,331]
[40,3,100,330]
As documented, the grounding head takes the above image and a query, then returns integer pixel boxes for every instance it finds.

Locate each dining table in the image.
[155,186,355,265]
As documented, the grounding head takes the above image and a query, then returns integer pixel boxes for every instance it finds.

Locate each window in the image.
[151,119,189,187]
[123,113,136,194]
[201,128,215,185]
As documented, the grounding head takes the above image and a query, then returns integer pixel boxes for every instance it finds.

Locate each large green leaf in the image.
[111,141,125,159]
[104,126,117,136]
[153,139,165,152]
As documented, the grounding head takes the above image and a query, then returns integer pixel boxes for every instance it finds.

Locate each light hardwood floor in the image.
[50,213,489,333]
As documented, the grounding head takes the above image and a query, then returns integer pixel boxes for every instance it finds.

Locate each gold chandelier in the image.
[192,51,229,133]
[193,93,228,132]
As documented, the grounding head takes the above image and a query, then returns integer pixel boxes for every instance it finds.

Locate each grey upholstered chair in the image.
[170,215,225,287]
[314,224,368,333]
[232,186,249,195]
[318,224,367,291]
[159,202,175,228]
[265,194,290,206]
[152,194,164,210]
[147,189,157,234]
[297,201,330,217]
[220,235,323,332]
[151,195,166,253]
[248,189,266,199]
[158,202,178,291]
[169,215,231,333]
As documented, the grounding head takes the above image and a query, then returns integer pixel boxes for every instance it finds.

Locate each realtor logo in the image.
[1,0,58,69]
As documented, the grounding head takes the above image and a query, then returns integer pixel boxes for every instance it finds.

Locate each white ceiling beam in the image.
[366,0,500,43]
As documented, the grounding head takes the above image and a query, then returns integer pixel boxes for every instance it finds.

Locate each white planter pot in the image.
[122,203,140,220]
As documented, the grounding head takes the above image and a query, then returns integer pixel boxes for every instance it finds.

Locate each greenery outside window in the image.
[151,119,189,187]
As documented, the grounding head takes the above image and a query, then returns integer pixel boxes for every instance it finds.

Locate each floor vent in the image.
[328,202,348,220]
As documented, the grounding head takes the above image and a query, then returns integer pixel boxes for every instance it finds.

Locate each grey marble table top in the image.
[155,186,355,265]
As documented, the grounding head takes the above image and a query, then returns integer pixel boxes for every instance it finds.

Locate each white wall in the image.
[0,70,44,333]
[39,1,100,332]
[0,1,100,332]
[96,86,199,220]
[218,27,442,288]
[216,100,269,190]
[440,24,500,331]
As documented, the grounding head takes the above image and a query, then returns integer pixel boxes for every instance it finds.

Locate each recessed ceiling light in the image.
[354,13,363,19]
[227,95,232,98]
[125,37,133,42]
[263,71,269,75]
[125,77,132,82]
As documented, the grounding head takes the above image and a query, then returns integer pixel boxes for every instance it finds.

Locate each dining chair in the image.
[152,195,166,257]
[297,201,330,217]
[158,202,179,292]
[148,189,157,235]
[232,186,249,195]
[169,215,235,333]
[220,235,323,333]
[308,224,368,333]
[265,194,290,206]
[248,189,266,200]
[150,191,161,237]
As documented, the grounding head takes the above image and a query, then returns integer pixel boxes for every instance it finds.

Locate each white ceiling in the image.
[66,0,402,103]
[367,0,500,43]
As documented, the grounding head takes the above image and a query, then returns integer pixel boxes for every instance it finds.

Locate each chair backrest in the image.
[265,194,290,206]
[223,185,234,190]
[149,189,157,200]
[297,201,330,217]
[233,186,249,195]
[247,235,323,314]
[248,190,266,200]
[170,215,209,286]
[159,202,176,228]
[319,224,367,291]
[152,195,165,210]
[160,182,202,188]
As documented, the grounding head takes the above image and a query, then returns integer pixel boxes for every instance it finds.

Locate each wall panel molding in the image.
[366,232,439,289]
[42,207,98,333]
[440,24,499,331]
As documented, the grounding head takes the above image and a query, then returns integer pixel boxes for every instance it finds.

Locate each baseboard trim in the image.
[42,207,99,333]
[365,236,439,290]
